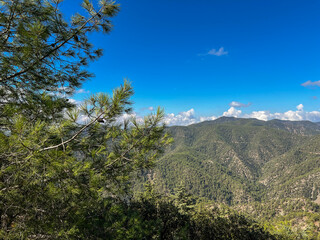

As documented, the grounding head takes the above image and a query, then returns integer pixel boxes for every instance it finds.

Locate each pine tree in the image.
[0,0,119,122]
[173,185,196,214]
[0,1,171,238]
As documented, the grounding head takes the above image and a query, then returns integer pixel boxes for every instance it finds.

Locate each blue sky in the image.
[62,0,320,125]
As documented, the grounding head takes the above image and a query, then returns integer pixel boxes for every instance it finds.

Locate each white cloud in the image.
[117,112,143,124]
[301,80,320,88]
[223,107,242,117]
[140,106,154,112]
[163,109,197,126]
[113,104,320,127]
[275,110,304,121]
[304,111,320,122]
[163,109,218,126]
[296,104,304,111]
[200,116,217,122]
[58,86,72,92]
[77,114,90,124]
[68,98,82,105]
[76,111,143,125]
[229,101,252,108]
[75,89,90,94]
[243,104,320,122]
[79,105,320,126]
[68,100,320,127]
[208,47,228,56]
[142,104,320,125]
[244,111,270,121]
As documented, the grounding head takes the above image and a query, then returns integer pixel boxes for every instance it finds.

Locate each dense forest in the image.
[134,117,320,239]
[0,0,319,239]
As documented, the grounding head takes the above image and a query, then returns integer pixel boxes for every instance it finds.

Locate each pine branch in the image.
[0,1,17,45]
[1,8,103,82]
[105,118,159,169]
[39,109,106,152]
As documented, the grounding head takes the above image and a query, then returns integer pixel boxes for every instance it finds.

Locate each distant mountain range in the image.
[134,117,320,206]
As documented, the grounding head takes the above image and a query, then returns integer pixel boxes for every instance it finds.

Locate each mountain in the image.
[196,117,320,136]
[134,117,320,205]
[131,117,320,237]
[261,134,320,201]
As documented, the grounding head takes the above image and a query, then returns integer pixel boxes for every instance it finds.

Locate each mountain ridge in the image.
[188,116,320,136]
[134,117,320,205]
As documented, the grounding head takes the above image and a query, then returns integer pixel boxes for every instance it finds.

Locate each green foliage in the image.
[0,81,171,238]
[236,198,320,239]
[0,0,119,121]
[172,184,196,214]
[0,1,173,238]
[132,117,320,238]
[134,117,320,205]
[124,186,283,240]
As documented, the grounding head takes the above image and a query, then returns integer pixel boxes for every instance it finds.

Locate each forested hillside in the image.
[133,117,320,237]
[134,117,320,203]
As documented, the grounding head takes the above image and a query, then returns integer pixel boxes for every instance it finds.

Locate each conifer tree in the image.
[0,1,171,238]
[0,0,118,121]
[173,185,196,214]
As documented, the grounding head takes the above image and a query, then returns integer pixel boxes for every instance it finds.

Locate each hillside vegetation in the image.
[133,117,320,238]
[135,117,320,203]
